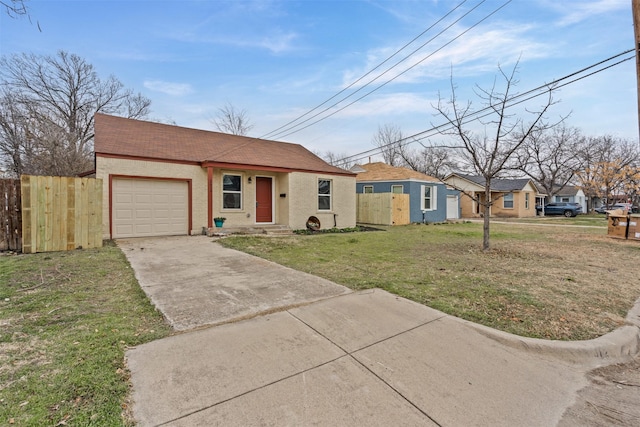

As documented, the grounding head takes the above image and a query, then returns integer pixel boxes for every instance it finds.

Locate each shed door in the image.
[255,177,273,223]
[446,195,459,219]
[112,178,188,238]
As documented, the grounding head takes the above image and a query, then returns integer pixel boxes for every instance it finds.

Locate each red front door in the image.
[255,177,273,223]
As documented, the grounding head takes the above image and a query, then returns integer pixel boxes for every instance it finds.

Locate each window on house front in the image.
[223,174,242,209]
[363,185,373,194]
[561,197,570,203]
[391,185,403,194]
[318,179,332,210]
[421,185,437,210]
[503,192,514,209]
[525,193,530,209]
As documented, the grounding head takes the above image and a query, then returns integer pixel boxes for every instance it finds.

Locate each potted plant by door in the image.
[214,217,226,227]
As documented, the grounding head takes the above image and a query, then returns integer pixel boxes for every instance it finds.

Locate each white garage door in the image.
[112,178,188,238]
[446,195,459,220]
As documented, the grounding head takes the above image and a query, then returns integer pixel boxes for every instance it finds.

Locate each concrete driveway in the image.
[120,236,640,427]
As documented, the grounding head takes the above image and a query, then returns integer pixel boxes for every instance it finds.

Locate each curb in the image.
[460,296,640,368]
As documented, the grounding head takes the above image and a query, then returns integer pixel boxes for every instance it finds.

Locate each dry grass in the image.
[220,222,640,341]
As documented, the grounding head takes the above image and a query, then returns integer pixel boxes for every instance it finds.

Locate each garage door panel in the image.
[112,178,188,238]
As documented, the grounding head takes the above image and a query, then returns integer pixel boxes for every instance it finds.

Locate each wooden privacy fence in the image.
[357,193,410,225]
[21,175,103,254]
[0,179,22,251]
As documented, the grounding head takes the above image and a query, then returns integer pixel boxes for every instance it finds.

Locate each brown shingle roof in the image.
[94,113,353,175]
[354,162,440,182]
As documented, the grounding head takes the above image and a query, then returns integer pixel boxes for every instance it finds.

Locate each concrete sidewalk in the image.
[121,236,640,426]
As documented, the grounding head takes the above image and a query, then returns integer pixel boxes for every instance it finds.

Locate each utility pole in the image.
[633,0,640,146]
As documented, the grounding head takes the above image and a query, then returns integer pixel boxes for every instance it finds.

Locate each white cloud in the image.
[550,0,628,27]
[341,22,552,88]
[143,80,194,96]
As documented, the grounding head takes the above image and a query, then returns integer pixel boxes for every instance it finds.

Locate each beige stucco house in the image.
[94,114,356,239]
[444,173,541,218]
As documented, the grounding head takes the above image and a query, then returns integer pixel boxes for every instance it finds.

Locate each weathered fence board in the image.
[0,179,22,251]
[357,193,410,225]
[21,175,102,253]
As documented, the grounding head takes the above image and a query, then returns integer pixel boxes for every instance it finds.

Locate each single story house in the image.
[353,162,459,223]
[94,113,356,239]
[550,186,587,213]
[444,173,541,218]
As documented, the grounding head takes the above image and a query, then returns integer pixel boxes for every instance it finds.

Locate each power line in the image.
[332,49,635,167]
[269,0,513,140]
[259,0,473,140]
[262,0,511,140]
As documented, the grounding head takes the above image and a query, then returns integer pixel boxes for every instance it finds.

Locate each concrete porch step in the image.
[208,224,293,236]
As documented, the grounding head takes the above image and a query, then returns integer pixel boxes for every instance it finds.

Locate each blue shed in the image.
[353,162,459,223]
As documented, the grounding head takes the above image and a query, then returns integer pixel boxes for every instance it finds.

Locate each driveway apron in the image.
[118,235,351,330]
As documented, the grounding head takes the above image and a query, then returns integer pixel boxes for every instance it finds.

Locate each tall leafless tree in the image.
[212,102,254,136]
[434,62,556,250]
[574,135,640,209]
[371,123,404,166]
[400,144,457,179]
[0,50,151,176]
[516,123,584,201]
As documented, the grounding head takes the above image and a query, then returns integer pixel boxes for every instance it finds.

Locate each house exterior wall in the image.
[444,176,483,218]
[553,189,587,213]
[96,156,208,238]
[491,191,537,218]
[290,172,356,229]
[97,156,356,236]
[356,180,448,223]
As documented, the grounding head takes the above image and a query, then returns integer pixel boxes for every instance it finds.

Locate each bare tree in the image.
[2,0,40,31]
[371,123,403,166]
[1,0,27,17]
[516,123,584,201]
[575,135,640,209]
[434,62,555,251]
[316,150,355,170]
[212,102,254,136]
[0,50,151,176]
[400,144,457,179]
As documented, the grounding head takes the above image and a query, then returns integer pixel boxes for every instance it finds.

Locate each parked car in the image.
[595,203,637,214]
[536,202,583,217]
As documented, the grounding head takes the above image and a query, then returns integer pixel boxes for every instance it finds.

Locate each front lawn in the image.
[220,222,640,341]
[0,242,171,426]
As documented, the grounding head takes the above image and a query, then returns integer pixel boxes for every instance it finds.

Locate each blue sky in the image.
[1,0,636,161]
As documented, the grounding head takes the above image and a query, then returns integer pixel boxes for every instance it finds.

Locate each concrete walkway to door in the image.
[119,236,640,427]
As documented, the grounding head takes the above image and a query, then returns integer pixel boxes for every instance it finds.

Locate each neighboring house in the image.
[550,186,587,213]
[444,173,541,218]
[94,113,356,239]
[353,162,459,223]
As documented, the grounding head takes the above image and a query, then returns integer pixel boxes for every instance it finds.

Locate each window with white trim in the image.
[363,185,373,193]
[503,192,514,209]
[318,179,332,210]
[223,174,242,209]
[421,185,437,211]
[525,193,530,209]
[391,185,403,194]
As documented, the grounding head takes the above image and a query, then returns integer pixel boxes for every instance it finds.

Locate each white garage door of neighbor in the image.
[112,178,188,238]
[446,195,459,219]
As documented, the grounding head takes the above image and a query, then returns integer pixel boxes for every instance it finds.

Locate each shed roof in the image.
[94,113,353,175]
[354,162,440,183]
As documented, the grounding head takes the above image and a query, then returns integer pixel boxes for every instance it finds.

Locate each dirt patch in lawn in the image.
[559,354,640,426]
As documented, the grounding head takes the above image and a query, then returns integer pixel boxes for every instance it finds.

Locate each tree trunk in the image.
[483,184,491,251]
